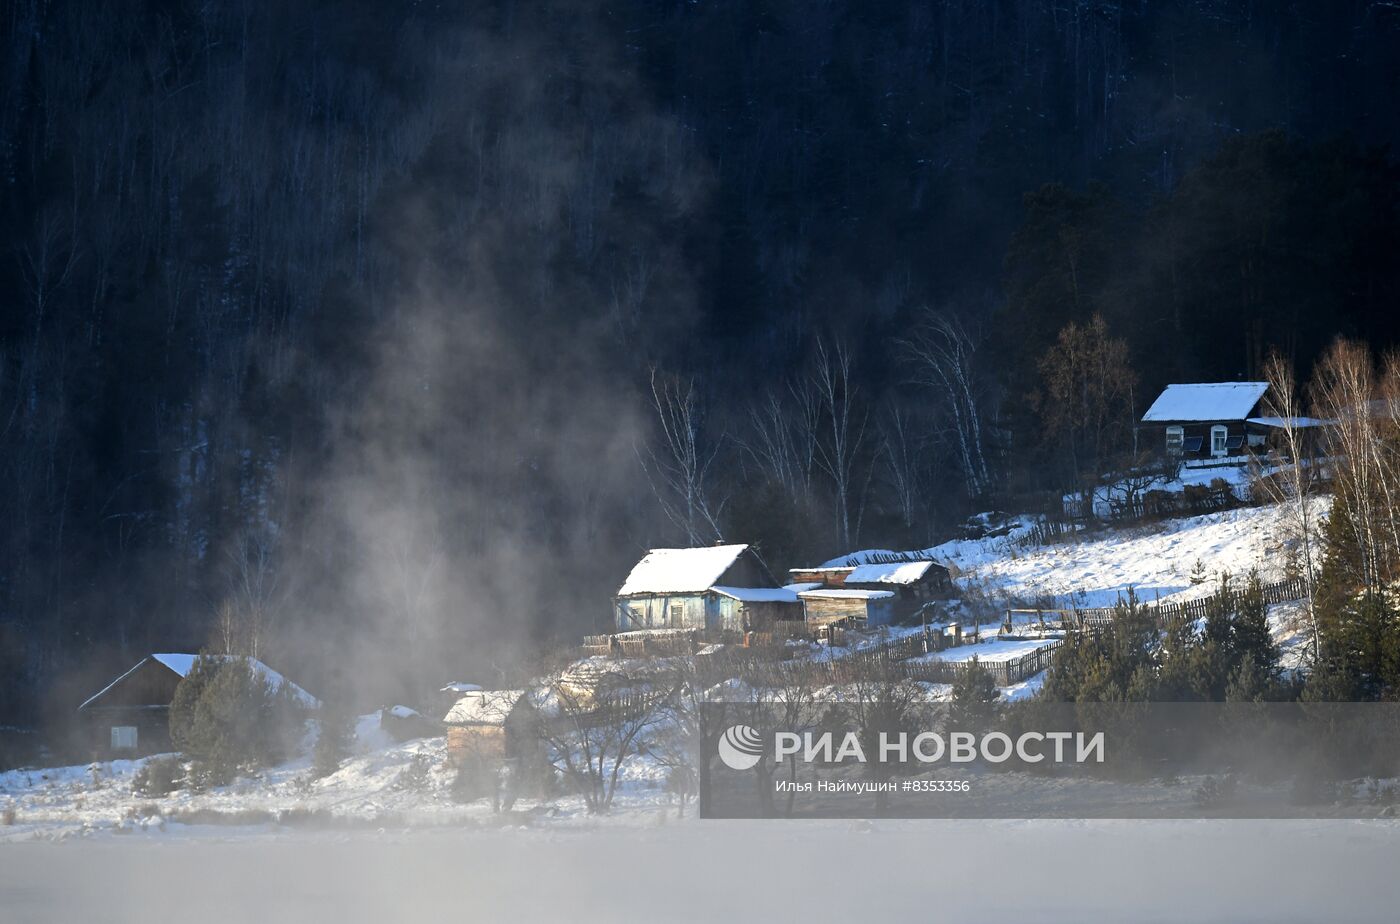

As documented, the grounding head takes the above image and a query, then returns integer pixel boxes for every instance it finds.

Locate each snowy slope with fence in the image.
[844,499,1326,613]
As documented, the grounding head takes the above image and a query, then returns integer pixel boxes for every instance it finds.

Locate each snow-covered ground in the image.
[922,636,1053,663]
[883,499,1327,612]
[0,716,675,844]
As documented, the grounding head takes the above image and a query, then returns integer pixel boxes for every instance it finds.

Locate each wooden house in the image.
[791,554,952,624]
[843,558,953,619]
[613,543,801,633]
[1140,383,1272,459]
[76,653,318,759]
[442,688,538,768]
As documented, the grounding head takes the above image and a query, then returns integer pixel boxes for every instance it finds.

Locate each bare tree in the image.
[1036,314,1136,506]
[1251,351,1322,660]
[638,370,726,545]
[224,529,283,659]
[900,311,992,498]
[811,338,868,550]
[879,402,924,532]
[1310,339,1390,593]
[538,673,665,814]
[844,657,925,812]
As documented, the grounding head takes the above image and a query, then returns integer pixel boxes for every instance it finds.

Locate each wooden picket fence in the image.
[1057,576,1306,632]
[908,640,1063,686]
[722,635,1060,689]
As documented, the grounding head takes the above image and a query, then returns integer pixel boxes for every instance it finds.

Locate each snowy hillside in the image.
[842,499,1327,613]
[0,716,676,842]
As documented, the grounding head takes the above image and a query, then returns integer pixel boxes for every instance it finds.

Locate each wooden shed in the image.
[842,558,953,621]
[76,653,318,759]
[443,689,535,767]
[791,554,952,623]
[798,588,898,628]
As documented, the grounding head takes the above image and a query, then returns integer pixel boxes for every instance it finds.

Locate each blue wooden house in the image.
[613,543,800,633]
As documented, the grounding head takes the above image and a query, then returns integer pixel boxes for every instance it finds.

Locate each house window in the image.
[670,603,684,626]
[111,726,138,750]
[1210,425,1228,458]
[1165,426,1184,455]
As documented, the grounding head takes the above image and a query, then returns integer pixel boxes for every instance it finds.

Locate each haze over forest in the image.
[3,0,1400,723]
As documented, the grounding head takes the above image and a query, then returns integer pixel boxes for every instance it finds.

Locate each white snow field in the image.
[2,819,1399,923]
[930,500,1325,610]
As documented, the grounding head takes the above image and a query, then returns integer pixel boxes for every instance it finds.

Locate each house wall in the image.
[801,596,897,628]
[736,600,804,630]
[713,551,772,588]
[1151,421,1261,458]
[82,659,183,710]
[77,658,186,759]
[615,593,715,631]
[788,568,852,587]
[82,706,174,760]
[447,725,507,766]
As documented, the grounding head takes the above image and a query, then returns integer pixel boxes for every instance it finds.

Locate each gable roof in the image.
[846,560,940,585]
[711,585,801,604]
[617,544,750,596]
[798,588,896,600]
[443,689,526,725]
[1141,383,1269,423]
[78,653,320,711]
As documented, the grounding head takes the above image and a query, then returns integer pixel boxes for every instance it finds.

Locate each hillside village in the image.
[2,374,1351,836]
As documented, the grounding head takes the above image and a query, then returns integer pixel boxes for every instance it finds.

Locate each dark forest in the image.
[3,0,1400,728]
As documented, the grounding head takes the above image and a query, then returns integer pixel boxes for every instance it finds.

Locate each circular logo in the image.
[717,724,764,770]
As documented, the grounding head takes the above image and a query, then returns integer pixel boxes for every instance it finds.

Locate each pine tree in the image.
[951,656,998,731]
[169,656,305,784]
[313,703,354,779]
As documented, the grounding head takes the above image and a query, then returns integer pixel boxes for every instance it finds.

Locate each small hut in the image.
[442,689,535,767]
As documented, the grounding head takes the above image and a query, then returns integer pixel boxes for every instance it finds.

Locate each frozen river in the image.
[3,818,1397,922]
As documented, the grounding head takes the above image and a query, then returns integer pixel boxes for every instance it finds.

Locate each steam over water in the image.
[4,820,1399,923]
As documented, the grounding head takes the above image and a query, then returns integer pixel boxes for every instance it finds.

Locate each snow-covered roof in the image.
[783,582,824,593]
[617,544,750,596]
[711,586,800,604]
[443,689,526,725]
[1246,416,1332,429]
[440,681,483,694]
[79,653,320,711]
[797,588,896,600]
[846,560,940,585]
[1141,383,1268,422]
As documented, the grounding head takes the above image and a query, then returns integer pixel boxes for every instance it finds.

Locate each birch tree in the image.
[638,369,726,546]
[1251,351,1322,660]
[811,338,868,550]
[900,311,992,498]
